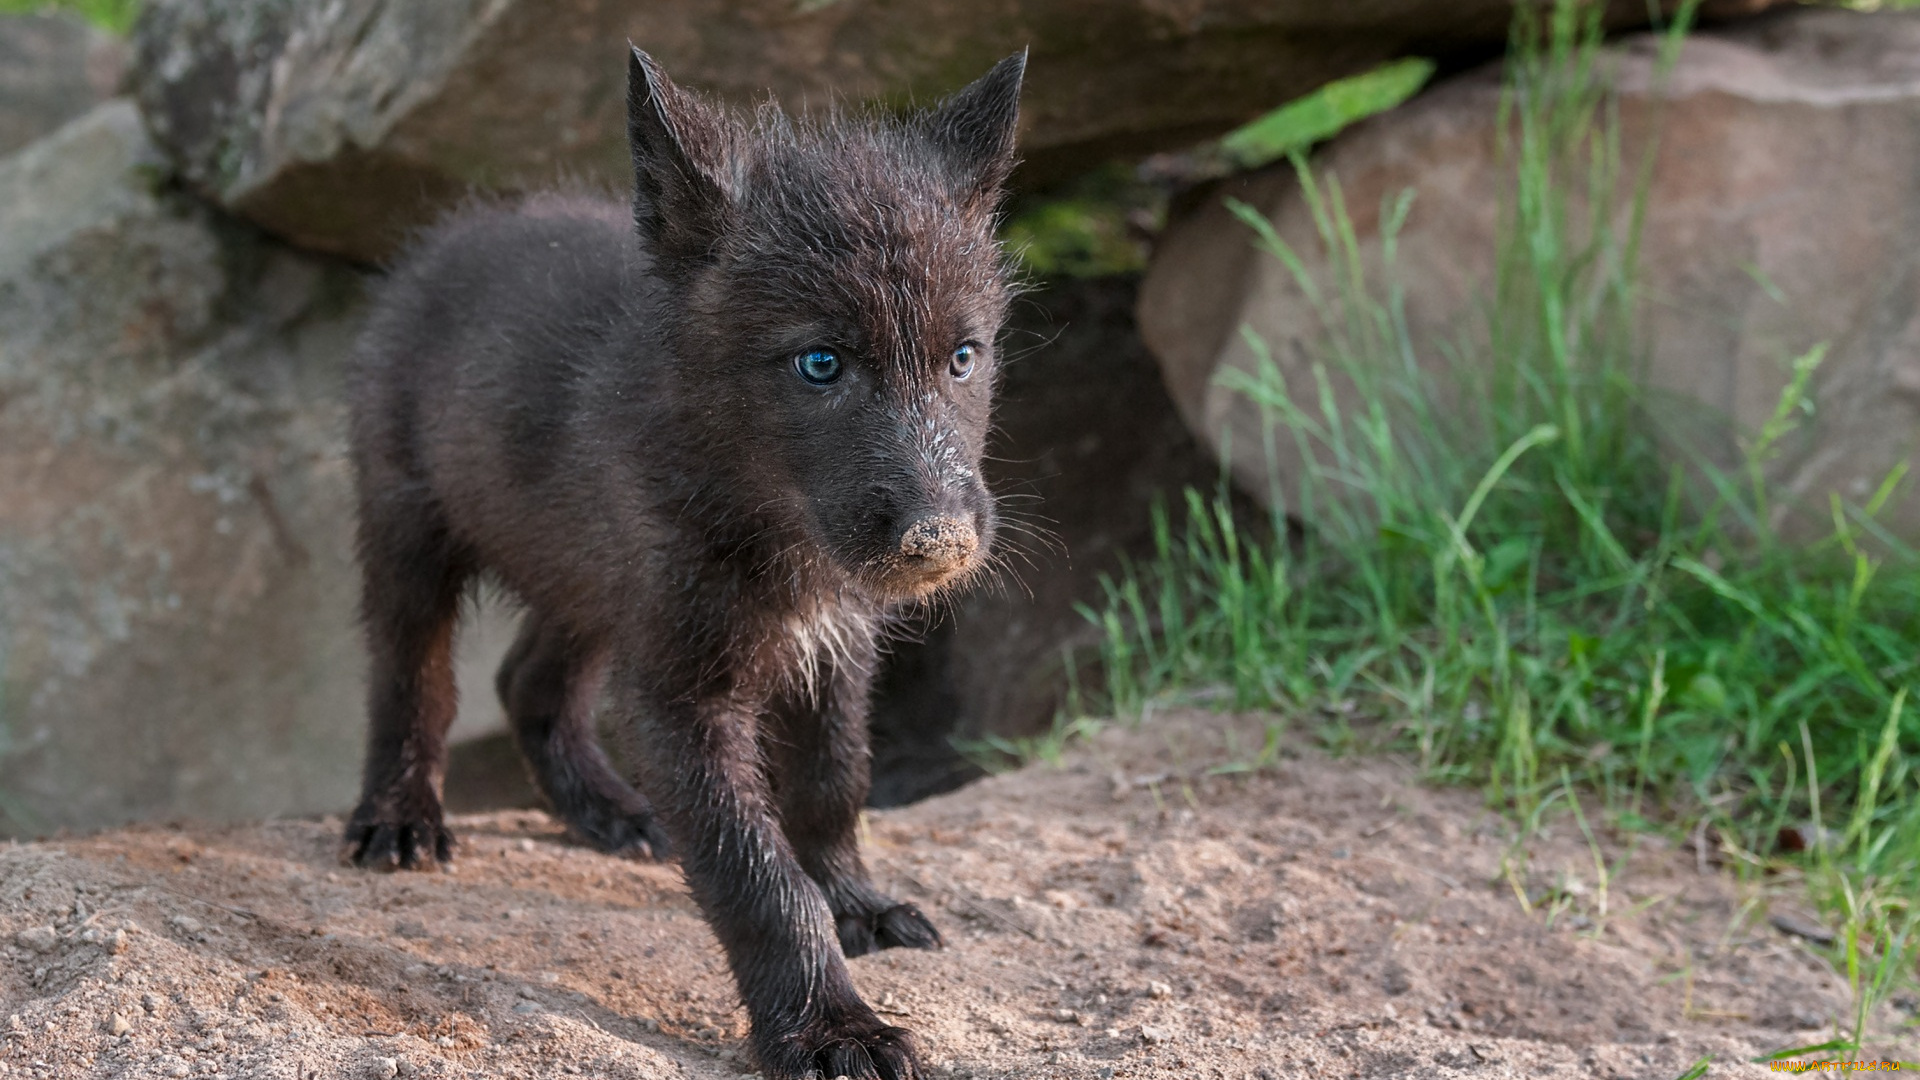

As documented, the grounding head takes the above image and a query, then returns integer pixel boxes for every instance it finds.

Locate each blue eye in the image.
[950,342,978,380]
[794,349,842,385]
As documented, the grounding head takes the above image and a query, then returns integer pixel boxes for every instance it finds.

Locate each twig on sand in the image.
[118,882,261,922]
[1356,852,1462,891]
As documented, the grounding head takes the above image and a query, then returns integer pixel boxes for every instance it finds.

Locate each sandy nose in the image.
[898,514,979,568]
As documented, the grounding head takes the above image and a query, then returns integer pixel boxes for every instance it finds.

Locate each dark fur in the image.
[342,46,1025,1080]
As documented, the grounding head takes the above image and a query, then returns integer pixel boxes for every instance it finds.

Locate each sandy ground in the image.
[1,711,1910,1079]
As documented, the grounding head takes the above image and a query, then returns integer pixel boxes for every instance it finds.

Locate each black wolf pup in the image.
[342,43,1024,1080]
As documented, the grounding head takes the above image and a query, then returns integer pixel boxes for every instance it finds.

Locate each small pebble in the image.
[106,1013,131,1036]
[368,1057,399,1079]
[13,928,57,955]
[1139,1025,1170,1045]
[1146,980,1173,1000]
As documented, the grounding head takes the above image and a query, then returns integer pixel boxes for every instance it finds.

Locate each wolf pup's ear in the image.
[627,46,736,264]
[923,50,1026,207]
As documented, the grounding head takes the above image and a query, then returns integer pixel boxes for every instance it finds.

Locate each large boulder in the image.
[128,0,1737,262]
[0,11,127,157]
[1140,8,1920,540]
[0,101,375,833]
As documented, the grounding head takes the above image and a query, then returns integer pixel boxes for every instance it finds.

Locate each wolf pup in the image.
[342,43,1023,1080]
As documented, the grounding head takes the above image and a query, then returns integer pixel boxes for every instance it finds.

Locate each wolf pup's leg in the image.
[625,675,922,1080]
[344,504,470,870]
[496,615,670,858]
[767,643,942,958]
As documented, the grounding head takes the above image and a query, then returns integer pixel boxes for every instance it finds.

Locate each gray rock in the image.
[128,0,1745,262]
[0,12,127,158]
[1140,9,1920,541]
[0,101,372,835]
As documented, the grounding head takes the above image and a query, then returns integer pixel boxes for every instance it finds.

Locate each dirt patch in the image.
[0,712,1902,1078]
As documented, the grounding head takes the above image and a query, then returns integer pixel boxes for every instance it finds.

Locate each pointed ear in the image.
[627,46,735,263]
[923,50,1026,203]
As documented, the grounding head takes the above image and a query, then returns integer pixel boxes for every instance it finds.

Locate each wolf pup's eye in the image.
[793,349,842,385]
[949,342,978,381]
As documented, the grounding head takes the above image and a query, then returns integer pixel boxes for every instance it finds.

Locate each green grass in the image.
[0,0,140,33]
[1218,58,1435,171]
[1080,0,1920,1057]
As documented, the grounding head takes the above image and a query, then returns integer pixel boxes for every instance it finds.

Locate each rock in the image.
[126,0,1752,262]
[1383,962,1414,996]
[106,1011,131,1035]
[0,12,127,158]
[1139,9,1920,541]
[13,927,57,954]
[0,102,372,835]
[368,1057,399,1080]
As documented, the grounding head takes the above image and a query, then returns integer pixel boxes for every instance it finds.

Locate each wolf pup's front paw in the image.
[761,1011,921,1080]
[837,902,943,958]
[548,783,673,861]
[343,799,454,870]
[569,804,673,861]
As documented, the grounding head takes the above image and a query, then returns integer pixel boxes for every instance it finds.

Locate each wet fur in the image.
[342,47,1025,1080]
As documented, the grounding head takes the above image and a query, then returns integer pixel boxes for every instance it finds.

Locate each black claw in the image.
[838,903,941,957]
[565,804,671,861]
[873,904,942,951]
[344,806,454,872]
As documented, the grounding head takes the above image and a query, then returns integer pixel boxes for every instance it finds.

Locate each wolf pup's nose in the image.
[898,514,978,570]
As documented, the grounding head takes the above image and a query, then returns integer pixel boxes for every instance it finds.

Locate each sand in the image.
[1,711,1906,1078]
